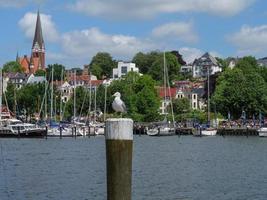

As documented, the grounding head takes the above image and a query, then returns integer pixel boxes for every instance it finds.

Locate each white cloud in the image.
[61,27,156,60]
[179,47,203,63]
[227,25,267,56]
[152,21,198,43]
[70,0,255,19]
[18,12,59,43]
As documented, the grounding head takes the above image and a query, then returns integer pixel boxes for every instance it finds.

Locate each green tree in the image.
[46,64,65,81]
[132,51,161,74]
[96,73,160,122]
[3,61,23,73]
[90,52,116,79]
[35,69,46,76]
[212,66,267,118]
[148,52,181,82]
[172,98,191,115]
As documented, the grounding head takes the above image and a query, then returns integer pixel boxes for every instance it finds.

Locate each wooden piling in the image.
[88,125,90,138]
[45,125,48,140]
[74,126,77,139]
[105,118,133,200]
[60,125,62,139]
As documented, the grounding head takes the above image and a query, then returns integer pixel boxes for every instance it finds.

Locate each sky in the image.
[0,0,267,68]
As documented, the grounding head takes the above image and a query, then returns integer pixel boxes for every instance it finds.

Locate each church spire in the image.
[32,10,45,52]
[31,9,46,72]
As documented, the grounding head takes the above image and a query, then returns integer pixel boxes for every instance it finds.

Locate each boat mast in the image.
[60,68,63,121]
[0,68,2,121]
[207,64,210,125]
[73,70,76,123]
[94,87,97,123]
[50,65,54,122]
[104,81,107,121]
[87,68,92,124]
[163,52,167,116]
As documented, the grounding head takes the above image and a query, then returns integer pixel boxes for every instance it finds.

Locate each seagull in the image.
[112,92,127,114]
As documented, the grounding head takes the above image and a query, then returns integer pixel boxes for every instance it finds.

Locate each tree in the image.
[212,66,267,118]
[90,52,116,79]
[172,98,191,115]
[35,69,46,76]
[149,52,181,82]
[96,73,160,122]
[3,61,23,73]
[46,64,65,81]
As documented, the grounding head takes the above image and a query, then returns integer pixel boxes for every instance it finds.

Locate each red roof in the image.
[157,87,176,98]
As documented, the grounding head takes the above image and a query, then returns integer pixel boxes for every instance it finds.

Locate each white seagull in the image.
[112,92,127,113]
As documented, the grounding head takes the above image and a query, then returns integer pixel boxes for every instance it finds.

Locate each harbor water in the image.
[1,136,267,200]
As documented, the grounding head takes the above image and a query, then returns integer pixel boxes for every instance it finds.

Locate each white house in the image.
[113,62,139,79]
[60,81,72,103]
[192,53,222,78]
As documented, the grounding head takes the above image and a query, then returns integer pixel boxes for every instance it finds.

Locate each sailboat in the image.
[147,52,176,136]
[0,69,46,138]
[193,62,217,136]
[47,67,77,137]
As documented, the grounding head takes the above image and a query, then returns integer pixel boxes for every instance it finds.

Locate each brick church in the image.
[17,10,46,74]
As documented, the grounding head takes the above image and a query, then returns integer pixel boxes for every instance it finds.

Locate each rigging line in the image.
[37,70,52,121]
[78,88,88,121]
[0,140,11,199]
[165,56,175,128]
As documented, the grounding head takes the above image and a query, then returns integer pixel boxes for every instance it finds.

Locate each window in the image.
[193,94,197,100]
[121,66,127,74]
[193,102,196,108]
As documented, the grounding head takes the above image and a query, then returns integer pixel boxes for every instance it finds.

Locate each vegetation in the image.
[90,52,117,79]
[212,57,267,118]
[46,64,65,81]
[3,61,23,73]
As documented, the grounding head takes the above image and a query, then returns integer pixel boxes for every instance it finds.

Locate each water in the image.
[0,136,267,200]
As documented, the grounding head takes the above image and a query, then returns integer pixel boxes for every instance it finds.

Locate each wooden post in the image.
[45,125,48,140]
[74,125,77,139]
[18,126,21,139]
[105,118,133,200]
[88,125,91,138]
[72,127,74,137]
[60,125,62,139]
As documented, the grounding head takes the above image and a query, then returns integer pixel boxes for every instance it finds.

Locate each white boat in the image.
[258,127,267,137]
[47,126,82,137]
[147,126,175,136]
[193,127,217,136]
[0,119,46,137]
[78,123,105,136]
[201,128,217,136]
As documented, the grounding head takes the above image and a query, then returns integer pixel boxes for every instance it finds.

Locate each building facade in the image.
[192,53,222,78]
[112,62,139,79]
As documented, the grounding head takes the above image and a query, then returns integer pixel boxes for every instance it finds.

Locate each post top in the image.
[105,118,133,140]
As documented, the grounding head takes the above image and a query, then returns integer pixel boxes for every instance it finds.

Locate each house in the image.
[257,57,267,67]
[180,64,193,73]
[4,72,29,89]
[175,80,206,110]
[190,88,205,110]
[112,62,139,79]
[192,53,222,78]
[66,65,97,86]
[157,87,177,115]
[59,81,72,103]
[27,74,46,84]
[226,57,240,69]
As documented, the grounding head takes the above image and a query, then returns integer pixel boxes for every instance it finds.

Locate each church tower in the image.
[30,10,45,72]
